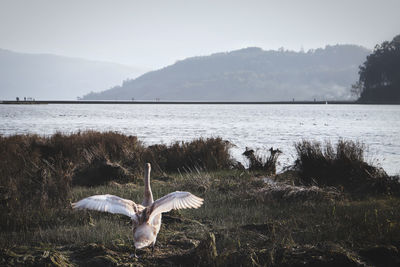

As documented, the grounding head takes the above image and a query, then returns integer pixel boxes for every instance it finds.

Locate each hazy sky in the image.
[1,0,399,69]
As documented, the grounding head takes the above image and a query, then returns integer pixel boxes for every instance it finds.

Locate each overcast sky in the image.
[1,0,399,69]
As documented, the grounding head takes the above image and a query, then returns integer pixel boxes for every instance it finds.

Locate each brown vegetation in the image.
[0,132,234,231]
[1,132,399,266]
[293,139,400,196]
[144,138,234,173]
[242,147,282,174]
[0,134,73,231]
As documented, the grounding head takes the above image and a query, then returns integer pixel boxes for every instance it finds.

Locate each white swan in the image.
[72,163,203,253]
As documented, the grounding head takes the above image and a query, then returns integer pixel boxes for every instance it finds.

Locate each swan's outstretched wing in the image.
[72,194,143,222]
[148,191,203,222]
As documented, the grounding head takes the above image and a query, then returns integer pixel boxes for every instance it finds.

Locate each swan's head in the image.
[133,223,155,249]
[145,163,151,173]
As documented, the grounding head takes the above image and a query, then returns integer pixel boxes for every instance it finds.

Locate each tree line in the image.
[353,34,400,103]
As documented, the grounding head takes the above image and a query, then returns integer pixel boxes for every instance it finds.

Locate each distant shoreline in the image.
[0,100,398,105]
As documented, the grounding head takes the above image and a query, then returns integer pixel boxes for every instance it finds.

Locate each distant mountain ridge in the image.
[0,49,148,100]
[82,45,370,101]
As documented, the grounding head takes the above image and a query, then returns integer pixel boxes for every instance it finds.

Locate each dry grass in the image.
[1,133,400,265]
[0,132,234,231]
[1,168,400,266]
[144,138,234,173]
[2,169,399,248]
[293,139,399,196]
[0,134,73,231]
[174,166,212,193]
[253,178,343,203]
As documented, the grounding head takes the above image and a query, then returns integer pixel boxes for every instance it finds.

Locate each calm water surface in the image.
[1,104,399,174]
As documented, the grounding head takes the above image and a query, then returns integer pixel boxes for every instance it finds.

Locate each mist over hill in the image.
[0,49,147,100]
[82,45,370,101]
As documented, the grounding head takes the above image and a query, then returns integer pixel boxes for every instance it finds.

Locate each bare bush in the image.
[243,147,282,174]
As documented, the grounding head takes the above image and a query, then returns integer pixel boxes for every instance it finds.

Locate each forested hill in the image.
[82,45,370,101]
[0,49,147,100]
[355,34,400,104]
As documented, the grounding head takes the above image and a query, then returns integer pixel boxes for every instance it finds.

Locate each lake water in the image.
[1,104,399,175]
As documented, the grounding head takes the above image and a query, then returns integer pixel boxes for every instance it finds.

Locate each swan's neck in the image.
[143,164,154,206]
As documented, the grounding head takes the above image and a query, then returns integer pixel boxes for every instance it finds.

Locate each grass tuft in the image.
[293,139,399,196]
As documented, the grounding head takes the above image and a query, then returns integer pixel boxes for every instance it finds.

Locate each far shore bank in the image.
[1,99,399,105]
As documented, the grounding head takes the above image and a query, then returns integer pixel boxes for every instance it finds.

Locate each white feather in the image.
[72,194,142,222]
[148,191,204,222]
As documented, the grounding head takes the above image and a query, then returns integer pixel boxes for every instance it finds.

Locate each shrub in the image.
[143,138,234,173]
[242,147,282,174]
[293,140,398,195]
